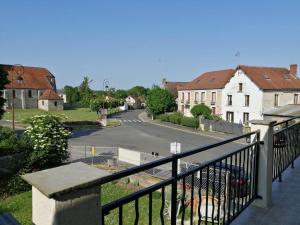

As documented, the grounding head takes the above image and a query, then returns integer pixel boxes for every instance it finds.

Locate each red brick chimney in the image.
[290,64,297,76]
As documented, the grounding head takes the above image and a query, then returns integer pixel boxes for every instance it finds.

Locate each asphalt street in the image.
[69,110,244,163]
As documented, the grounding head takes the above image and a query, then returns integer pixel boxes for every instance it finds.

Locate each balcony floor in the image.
[232,157,300,225]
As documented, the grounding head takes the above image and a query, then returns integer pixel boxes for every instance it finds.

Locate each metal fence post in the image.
[171,154,178,225]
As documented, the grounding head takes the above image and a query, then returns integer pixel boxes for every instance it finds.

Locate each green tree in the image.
[79,76,93,107]
[0,65,9,119]
[128,86,148,97]
[146,86,175,116]
[64,85,80,103]
[191,104,213,119]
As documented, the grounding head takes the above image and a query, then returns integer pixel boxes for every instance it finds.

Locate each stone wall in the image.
[38,99,64,111]
[4,89,41,109]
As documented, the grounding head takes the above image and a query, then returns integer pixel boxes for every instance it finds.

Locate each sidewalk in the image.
[138,112,239,141]
[232,156,300,225]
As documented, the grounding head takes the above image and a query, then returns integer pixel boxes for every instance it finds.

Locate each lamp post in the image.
[102,79,109,110]
[12,64,24,130]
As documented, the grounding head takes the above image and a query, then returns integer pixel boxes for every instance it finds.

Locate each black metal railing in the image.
[100,131,260,225]
[273,116,300,182]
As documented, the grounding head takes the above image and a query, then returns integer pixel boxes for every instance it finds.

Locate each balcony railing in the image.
[101,131,260,225]
[272,116,300,182]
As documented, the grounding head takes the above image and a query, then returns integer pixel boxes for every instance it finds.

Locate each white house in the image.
[178,64,300,124]
[125,96,141,109]
[222,65,300,124]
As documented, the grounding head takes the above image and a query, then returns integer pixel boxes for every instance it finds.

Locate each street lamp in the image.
[12,64,24,130]
[102,79,109,110]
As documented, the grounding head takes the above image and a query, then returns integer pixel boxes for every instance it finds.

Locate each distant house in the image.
[161,79,188,98]
[56,89,67,103]
[125,96,141,109]
[179,64,300,124]
[2,64,60,110]
[38,89,64,111]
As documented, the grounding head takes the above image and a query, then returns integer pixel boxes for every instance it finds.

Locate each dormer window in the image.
[263,74,270,80]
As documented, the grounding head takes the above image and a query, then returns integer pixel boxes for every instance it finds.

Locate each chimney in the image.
[290,64,297,76]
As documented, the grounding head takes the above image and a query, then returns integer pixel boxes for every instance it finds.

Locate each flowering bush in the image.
[24,114,71,170]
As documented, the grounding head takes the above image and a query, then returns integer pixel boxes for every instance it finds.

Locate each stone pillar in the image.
[250,120,276,208]
[22,162,110,225]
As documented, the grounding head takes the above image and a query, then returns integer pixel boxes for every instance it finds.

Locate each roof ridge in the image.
[238,65,288,70]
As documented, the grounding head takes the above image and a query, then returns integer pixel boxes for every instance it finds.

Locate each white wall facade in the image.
[222,70,264,124]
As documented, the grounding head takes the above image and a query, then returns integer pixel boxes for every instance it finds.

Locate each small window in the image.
[243,112,249,124]
[294,94,299,104]
[54,101,57,107]
[201,92,205,102]
[195,92,199,102]
[211,92,216,103]
[239,83,243,92]
[274,94,279,107]
[181,92,184,102]
[42,100,44,106]
[227,95,232,106]
[187,92,190,101]
[226,111,234,123]
[12,90,16,99]
[245,95,250,106]
[28,90,32,98]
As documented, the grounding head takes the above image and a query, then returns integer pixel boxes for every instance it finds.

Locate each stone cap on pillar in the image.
[249,120,277,126]
[22,162,110,198]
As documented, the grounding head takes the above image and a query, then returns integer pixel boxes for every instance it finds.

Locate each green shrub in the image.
[24,114,71,171]
[168,112,183,124]
[157,114,169,122]
[191,104,213,119]
[181,116,199,128]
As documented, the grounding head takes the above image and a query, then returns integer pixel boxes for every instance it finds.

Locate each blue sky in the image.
[1,1,300,89]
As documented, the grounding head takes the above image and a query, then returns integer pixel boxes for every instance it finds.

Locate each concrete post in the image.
[250,120,276,208]
[22,162,110,225]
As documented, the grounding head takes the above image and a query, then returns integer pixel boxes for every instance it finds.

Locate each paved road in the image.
[69,110,244,163]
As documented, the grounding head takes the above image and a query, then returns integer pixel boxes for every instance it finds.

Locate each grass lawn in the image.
[2,108,120,126]
[0,182,198,225]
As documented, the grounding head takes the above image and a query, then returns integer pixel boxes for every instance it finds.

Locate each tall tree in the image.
[78,76,93,107]
[0,65,9,119]
[146,86,175,116]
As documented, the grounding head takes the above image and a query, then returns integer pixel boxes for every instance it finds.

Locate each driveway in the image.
[69,110,243,163]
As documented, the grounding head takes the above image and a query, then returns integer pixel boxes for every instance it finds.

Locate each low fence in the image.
[272,116,300,181]
[200,118,244,135]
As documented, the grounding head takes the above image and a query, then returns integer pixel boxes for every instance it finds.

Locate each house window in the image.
[54,101,57,107]
[12,90,16,99]
[294,94,299,104]
[243,112,249,124]
[42,101,44,106]
[28,90,32,98]
[187,92,190,102]
[195,92,199,103]
[238,83,243,92]
[245,95,250,106]
[212,107,216,115]
[274,94,279,107]
[211,92,216,104]
[201,92,205,102]
[226,111,234,123]
[227,95,232,106]
[181,92,184,102]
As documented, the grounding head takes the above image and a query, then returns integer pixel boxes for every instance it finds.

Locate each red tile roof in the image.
[162,81,188,96]
[2,64,55,90]
[178,69,235,90]
[39,89,63,100]
[238,65,300,90]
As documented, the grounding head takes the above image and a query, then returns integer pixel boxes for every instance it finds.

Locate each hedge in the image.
[181,116,199,129]
[157,112,199,129]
